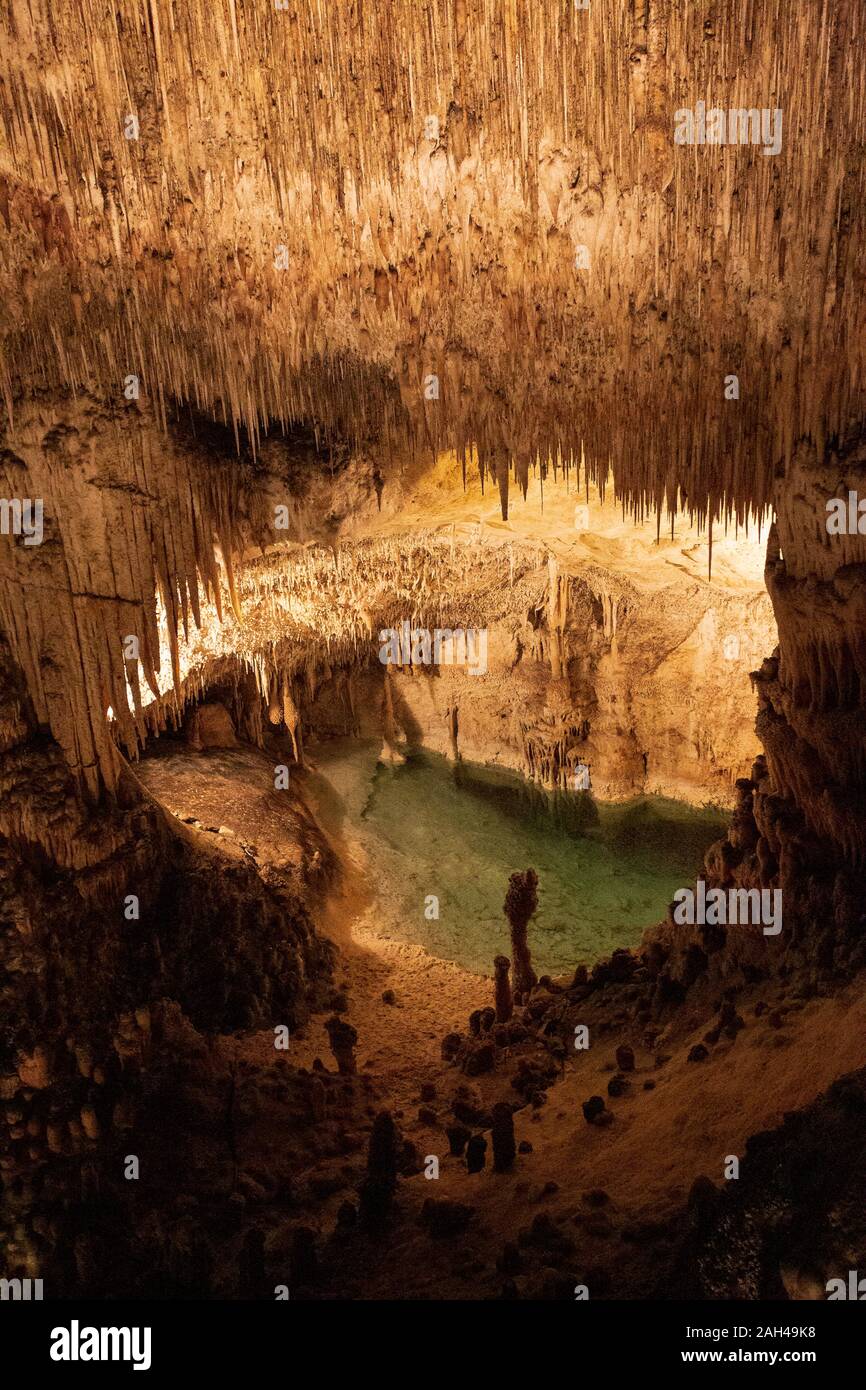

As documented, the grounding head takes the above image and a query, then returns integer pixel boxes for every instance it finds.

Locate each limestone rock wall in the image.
[0,644,333,1285]
[304,566,774,805]
[755,442,866,867]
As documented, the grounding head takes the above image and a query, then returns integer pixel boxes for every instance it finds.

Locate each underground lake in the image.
[309,740,729,976]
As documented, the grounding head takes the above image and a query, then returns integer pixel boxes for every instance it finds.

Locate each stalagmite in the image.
[465,1134,487,1175]
[494,956,513,1024]
[325,1017,358,1077]
[504,869,539,1002]
[359,1111,400,1229]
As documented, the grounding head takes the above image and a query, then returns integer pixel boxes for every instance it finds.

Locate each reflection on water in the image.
[312,740,728,977]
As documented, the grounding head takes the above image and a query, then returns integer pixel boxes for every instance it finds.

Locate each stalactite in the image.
[0,0,863,836]
[0,396,271,793]
[280,673,303,766]
[267,674,281,727]
[0,0,860,537]
[546,557,571,681]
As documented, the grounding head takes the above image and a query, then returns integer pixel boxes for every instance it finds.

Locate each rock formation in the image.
[493,956,513,1025]
[504,870,539,1001]
[0,0,864,1314]
[325,1017,358,1077]
[359,1111,401,1230]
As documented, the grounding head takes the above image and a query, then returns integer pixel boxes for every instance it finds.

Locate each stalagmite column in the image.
[325,1016,358,1075]
[380,668,403,764]
[503,869,539,1001]
[547,556,569,681]
[493,955,513,1023]
[359,1111,400,1229]
[447,705,460,762]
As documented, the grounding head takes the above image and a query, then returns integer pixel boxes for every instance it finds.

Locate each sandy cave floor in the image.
[136,741,489,1111]
[135,738,866,1297]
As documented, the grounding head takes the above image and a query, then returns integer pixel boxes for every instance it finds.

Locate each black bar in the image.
[4,1297,860,1375]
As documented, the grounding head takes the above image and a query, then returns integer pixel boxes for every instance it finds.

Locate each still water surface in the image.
[312,741,727,976]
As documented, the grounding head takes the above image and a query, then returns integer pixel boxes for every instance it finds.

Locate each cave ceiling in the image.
[0,0,862,525]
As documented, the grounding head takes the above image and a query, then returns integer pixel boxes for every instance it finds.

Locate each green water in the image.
[311,741,727,977]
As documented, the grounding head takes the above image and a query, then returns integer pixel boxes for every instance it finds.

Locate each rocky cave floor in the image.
[125,731,866,1301]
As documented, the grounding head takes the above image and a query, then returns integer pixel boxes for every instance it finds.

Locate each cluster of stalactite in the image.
[155,552,636,801]
[0,364,778,811]
[0,394,278,799]
[1,387,593,797]
[137,528,549,756]
[0,0,862,535]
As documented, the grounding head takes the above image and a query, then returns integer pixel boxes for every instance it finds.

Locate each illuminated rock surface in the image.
[0,0,864,1303]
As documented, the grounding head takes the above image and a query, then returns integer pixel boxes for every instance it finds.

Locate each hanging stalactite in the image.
[0,0,860,538]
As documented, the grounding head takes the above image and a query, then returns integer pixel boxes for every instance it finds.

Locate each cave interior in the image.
[1,0,865,1308]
